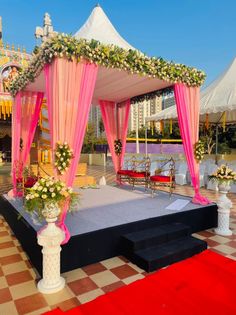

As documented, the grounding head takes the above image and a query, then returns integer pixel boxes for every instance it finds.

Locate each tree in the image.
[99,118,105,134]
[82,123,97,153]
[200,128,215,155]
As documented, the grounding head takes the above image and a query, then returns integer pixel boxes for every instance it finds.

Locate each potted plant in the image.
[24,176,77,221]
[209,164,236,193]
[209,165,235,236]
[24,176,78,294]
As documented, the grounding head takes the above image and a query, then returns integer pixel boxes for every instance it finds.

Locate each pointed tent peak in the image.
[74,5,136,50]
[200,57,236,115]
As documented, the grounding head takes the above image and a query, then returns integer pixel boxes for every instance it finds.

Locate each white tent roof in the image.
[25,5,172,104]
[74,5,135,50]
[146,57,236,124]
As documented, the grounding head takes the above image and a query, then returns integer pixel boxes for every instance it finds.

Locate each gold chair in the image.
[129,157,151,190]
[149,157,175,198]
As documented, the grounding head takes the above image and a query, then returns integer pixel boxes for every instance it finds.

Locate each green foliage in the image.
[82,123,96,153]
[10,34,206,96]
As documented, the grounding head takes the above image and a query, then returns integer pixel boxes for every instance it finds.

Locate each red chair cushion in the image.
[117,170,133,175]
[129,171,150,178]
[150,175,174,183]
[24,177,37,188]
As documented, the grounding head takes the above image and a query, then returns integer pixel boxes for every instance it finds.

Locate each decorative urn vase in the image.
[37,202,65,294]
[214,181,232,236]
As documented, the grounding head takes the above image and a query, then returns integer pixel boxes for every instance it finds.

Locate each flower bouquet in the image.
[55,141,74,175]
[209,164,236,185]
[24,176,78,219]
[114,139,122,156]
[194,140,205,163]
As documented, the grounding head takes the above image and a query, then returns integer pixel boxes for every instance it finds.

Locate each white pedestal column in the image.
[37,217,65,294]
[214,189,232,236]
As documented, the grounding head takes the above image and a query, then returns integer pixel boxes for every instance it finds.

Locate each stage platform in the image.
[0,185,218,275]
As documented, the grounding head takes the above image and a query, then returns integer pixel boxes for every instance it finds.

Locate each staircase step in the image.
[121,223,190,253]
[133,236,207,272]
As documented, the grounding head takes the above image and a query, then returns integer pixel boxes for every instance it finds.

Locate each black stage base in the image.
[0,195,217,276]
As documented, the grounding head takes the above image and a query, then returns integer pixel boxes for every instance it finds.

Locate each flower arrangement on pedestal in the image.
[194,140,205,163]
[114,139,122,156]
[209,164,236,186]
[24,176,77,219]
[54,142,74,175]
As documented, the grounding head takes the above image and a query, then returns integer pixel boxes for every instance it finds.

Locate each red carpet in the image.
[44,250,236,315]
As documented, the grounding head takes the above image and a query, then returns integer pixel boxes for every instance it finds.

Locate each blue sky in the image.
[1,0,236,86]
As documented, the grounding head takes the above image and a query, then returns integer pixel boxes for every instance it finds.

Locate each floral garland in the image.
[194,140,205,163]
[209,165,236,184]
[54,141,73,175]
[10,34,206,96]
[114,139,122,156]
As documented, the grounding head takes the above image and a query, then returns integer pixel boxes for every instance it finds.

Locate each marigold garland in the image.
[10,34,206,96]
[54,141,73,175]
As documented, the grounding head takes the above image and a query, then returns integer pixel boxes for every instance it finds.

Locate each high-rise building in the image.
[88,106,102,137]
[129,95,162,132]
[162,92,175,110]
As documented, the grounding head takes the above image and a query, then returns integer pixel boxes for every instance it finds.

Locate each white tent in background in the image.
[146,57,236,124]
[74,4,135,50]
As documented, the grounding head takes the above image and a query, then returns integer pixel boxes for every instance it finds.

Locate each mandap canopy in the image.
[10,27,210,242]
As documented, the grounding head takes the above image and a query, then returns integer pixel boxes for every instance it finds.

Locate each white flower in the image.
[49,188,54,192]
[38,186,43,191]
[59,145,63,149]
[63,152,66,156]
[51,193,56,198]
[60,158,64,161]
[42,194,47,199]
[43,188,47,192]
[26,195,30,200]
[34,193,39,197]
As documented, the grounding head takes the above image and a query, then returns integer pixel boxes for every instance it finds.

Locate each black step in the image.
[121,223,190,254]
[132,236,207,272]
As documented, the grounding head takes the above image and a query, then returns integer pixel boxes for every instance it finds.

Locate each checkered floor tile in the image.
[0,164,236,314]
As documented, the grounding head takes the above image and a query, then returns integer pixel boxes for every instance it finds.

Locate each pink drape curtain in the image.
[11,91,43,195]
[21,91,44,166]
[174,84,210,205]
[44,58,98,243]
[99,100,130,173]
[12,92,22,195]
[117,100,131,168]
